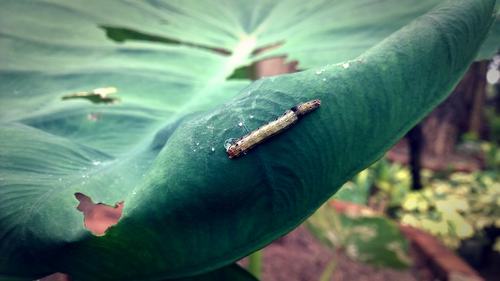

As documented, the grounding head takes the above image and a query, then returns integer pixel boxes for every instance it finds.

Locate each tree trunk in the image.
[407,124,423,190]
[421,62,488,158]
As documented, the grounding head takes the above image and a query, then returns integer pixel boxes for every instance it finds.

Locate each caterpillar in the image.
[226,99,321,159]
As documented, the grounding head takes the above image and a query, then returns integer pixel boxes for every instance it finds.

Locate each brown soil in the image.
[241,226,429,281]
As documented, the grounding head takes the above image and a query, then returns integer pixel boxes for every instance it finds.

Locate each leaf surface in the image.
[0,0,497,280]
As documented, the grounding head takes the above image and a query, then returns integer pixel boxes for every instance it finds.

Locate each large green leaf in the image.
[0,0,497,280]
[1,1,497,126]
[172,264,258,281]
[0,264,257,281]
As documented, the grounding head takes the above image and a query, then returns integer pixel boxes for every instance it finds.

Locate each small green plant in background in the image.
[397,138,500,251]
[332,140,500,255]
[246,251,263,280]
[371,159,414,209]
[307,136,500,272]
[306,203,412,269]
[482,141,500,170]
[308,170,413,270]
[331,169,375,205]
[399,170,500,250]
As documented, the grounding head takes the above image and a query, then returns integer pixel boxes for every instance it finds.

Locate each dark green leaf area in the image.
[0,0,496,280]
[172,264,258,281]
[59,2,496,279]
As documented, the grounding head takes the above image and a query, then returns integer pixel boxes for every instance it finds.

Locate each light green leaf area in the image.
[0,0,497,280]
[307,204,411,269]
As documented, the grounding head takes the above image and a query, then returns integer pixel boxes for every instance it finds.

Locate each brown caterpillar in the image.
[226,99,321,159]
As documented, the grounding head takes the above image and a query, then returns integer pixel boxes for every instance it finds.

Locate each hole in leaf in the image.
[227,41,287,80]
[101,25,231,56]
[253,56,298,78]
[75,193,124,236]
[228,56,299,80]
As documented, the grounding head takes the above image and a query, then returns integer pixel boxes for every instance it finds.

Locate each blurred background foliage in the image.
[304,58,500,279]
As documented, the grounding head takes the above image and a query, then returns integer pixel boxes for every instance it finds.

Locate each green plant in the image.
[371,159,414,208]
[307,203,411,268]
[482,139,500,170]
[247,251,263,279]
[0,0,498,280]
[333,169,374,205]
[341,145,500,253]
[335,158,414,210]
[399,170,500,250]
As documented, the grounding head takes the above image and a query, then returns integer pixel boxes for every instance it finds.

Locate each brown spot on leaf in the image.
[74,193,123,236]
[62,87,120,104]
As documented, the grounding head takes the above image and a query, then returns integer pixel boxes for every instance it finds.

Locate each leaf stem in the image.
[247,250,263,279]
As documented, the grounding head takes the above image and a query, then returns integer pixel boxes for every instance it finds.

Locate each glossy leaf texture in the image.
[168,264,258,281]
[0,0,497,280]
[0,264,257,281]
